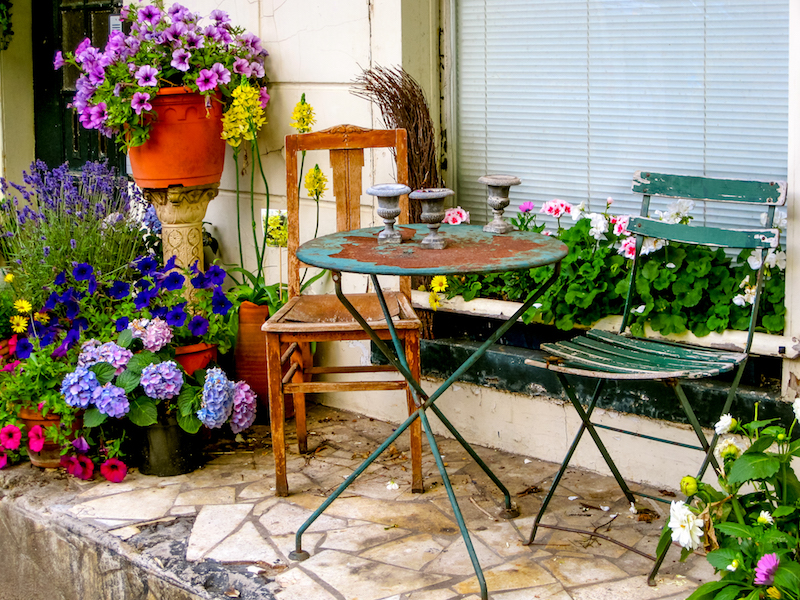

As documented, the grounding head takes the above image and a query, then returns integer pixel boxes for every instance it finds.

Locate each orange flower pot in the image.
[175,342,218,376]
[128,87,226,189]
[18,407,81,469]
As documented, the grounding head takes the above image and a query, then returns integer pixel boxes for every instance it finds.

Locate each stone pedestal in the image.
[142,183,220,271]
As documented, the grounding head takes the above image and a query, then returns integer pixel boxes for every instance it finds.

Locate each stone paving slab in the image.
[0,403,712,599]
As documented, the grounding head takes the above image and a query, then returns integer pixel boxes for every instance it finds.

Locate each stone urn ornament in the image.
[479,174,521,234]
[368,183,412,244]
[409,188,455,249]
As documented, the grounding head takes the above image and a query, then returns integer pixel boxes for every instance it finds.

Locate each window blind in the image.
[454,0,789,230]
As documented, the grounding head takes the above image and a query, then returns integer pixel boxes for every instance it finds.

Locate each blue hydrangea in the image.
[197,367,233,429]
[230,381,257,434]
[140,361,184,400]
[78,340,133,374]
[92,383,130,418]
[61,367,100,408]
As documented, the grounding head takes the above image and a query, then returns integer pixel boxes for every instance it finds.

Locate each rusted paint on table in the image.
[296,224,568,276]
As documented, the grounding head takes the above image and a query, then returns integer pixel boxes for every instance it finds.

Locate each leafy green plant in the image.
[0,0,12,51]
[663,405,800,600]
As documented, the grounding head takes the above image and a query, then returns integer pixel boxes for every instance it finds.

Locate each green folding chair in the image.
[524,171,786,584]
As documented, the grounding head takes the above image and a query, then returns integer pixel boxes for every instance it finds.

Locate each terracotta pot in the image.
[174,342,218,376]
[18,408,69,468]
[234,301,294,419]
[128,87,225,189]
[0,338,9,363]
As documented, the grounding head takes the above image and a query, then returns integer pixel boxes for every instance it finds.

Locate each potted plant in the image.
[54,2,270,189]
[0,283,15,363]
[663,405,800,600]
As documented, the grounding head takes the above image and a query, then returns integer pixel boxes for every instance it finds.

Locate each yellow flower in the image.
[290,94,315,133]
[431,276,448,293]
[304,164,327,199]
[221,81,267,148]
[34,312,49,324]
[428,290,441,311]
[9,315,28,333]
[13,299,32,314]
[767,587,782,600]
[3,272,13,283]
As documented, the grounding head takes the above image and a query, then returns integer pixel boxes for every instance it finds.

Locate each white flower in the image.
[757,510,774,525]
[588,213,608,240]
[714,414,734,435]
[629,502,637,514]
[733,285,757,307]
[640,237,666,256]
[668,500,704,550]
[632,305,646,314]
[765,250,786,271]
[747,250,763,270]
[656,199,695,224]
[386,480,399,490]
[715,437,744,462]
[775,210,788,230]
[726,559,739,572]
[666,262,676,269]
[571,200,587,221]
[793,398,800,422]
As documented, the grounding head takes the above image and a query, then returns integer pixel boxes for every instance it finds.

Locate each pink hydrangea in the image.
[540,199,573,219]
[443,206,470,225]
[136,318,173,352]
[230,381,257,433]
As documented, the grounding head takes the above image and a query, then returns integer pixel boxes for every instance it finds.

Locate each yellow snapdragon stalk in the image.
[299,164,328,287]
[290,94,315,133]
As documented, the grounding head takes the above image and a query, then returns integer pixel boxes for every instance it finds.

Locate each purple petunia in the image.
[131,91,152,115]
[93,383,130,418]
[170,48,191,72]
[195,69,218,92]
[230,381,257,433]
[61,367,100,408]
[108,280,130,300]
[211,287,233,315]
[232,58,251,76]
[161,271,185,291]
[53,51,65,69]
[204,265,226,286]
[135,65,159,87]
[259,87,270,109]
[115,317,130,332]
[187,315,209,337]
[197,367,234,428]
[138,5,162,26]
[210,62,230,85]
[140,361,184,400]
[135,255,158,276]
[73,262,93,281]
[166,304,187,328]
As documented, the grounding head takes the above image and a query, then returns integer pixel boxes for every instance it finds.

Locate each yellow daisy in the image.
[34,312,49,324]
[3,272,13,283]
[13,299,32,314]
[430,276,448,293]
[767,587,782,600]
[9,315,28,333]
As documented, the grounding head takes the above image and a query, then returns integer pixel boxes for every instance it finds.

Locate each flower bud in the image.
[680,476,698,496]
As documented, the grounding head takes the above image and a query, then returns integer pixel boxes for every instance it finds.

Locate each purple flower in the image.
[64,300,80,319]
[138,5,162,26]
[135,255,158,276]
[197,367,234,428]
[93,383,130,418]
[195,69,218,92]
[53,51,65,69]
[754,553,779,586]
[141,318,173,352]
[205,265,226,286]
[230,381,257,433]
[163,22,188,42]
[187,315,209,337]
[72,262,93,281]
[72,437,90,454]
[131,91,152,115]
[161,271,185,291]
[140,361,184,400]
[115,317,129,332]
[210,62,231,85]
[61,367,100,408]
[210,9,231,24]
[259,87,270,108]
[170,48,191,72]
[211,287,233,315]
[54,271,67,286]
[250,62,265,78]
[190,271,208,289]
[232,58,251,76]
[166,304,187,328]
[70,239,77,249]
[519,201,536,213]
[108,280,130,300]
[15,338,33,359]
[184,31,205,50]
[135,65,159,87]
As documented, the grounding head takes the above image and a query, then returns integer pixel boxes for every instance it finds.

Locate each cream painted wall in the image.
[0,0,35,185]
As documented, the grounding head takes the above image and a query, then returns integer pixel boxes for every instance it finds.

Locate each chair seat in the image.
[525,329,746,380]
[263,293,421,334]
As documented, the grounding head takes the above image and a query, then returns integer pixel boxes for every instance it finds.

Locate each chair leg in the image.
[266,332,288,496]
[292,344,309,454]
[405,331,424,493]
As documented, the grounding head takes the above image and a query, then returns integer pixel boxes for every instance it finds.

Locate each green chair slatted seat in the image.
[524,170,786,585]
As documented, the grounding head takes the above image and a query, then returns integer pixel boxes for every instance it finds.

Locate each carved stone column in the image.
[142,183,219,271]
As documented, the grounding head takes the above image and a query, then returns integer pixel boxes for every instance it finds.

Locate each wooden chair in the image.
[524,171,786,584]
[263,125,423,497]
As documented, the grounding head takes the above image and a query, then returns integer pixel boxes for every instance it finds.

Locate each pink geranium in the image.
[443,206,470,225]
[27,425,45,453]
[0,425,22,450]
[618,236,637,259]
[540,199,573,219]
[612,215,631,236]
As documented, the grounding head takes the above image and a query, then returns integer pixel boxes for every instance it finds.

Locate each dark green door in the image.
[33,0,126,171]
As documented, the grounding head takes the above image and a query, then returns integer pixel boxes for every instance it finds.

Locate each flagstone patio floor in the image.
[4,403,713,599]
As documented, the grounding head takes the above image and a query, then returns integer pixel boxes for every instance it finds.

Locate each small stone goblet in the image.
[368,183,411,244]
[409,187,455,250]
[479,174,521,234]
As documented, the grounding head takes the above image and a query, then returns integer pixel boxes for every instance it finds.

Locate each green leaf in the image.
[715,522,757,539]
[773,505,796,518]
[176,412,202,434]
[654,524,673,558]
[125,351,157,375]
[774,562,800,594]
[116,328,134,348]
[116,370,141,394]
[744,435,776,454]
[727,452,781,484]
[177,386,198,417]
[713,585,749,600]
[82,408,108,428]
[89,362,116,385]
[684,581,734,600]
[705,548,739,571]
[128,398,158,427]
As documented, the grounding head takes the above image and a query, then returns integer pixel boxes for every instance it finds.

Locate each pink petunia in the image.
[135,65,159,87]
[754,553,780,586]
[0,452,7,469]
[74,455,95,480]
[259,87,270,109]
[53,51,65,69]
[195,69,218,92]
[0,425,22,451]
[100,458,128,483]
[519,201,536,213]
[27,425,45,453]
[131,92,152,115]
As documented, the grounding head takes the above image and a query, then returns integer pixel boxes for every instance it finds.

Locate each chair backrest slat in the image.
[632,171,786,206]
[628,217,780,249]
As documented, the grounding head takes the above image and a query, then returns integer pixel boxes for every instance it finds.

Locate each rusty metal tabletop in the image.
[295,224,568,276]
